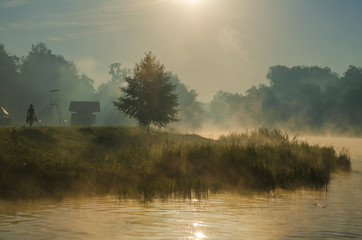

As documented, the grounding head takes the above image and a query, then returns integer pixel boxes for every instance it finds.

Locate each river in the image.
[1,136,361,239]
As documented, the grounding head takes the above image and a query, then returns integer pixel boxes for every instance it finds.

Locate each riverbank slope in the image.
[0,126,351,200]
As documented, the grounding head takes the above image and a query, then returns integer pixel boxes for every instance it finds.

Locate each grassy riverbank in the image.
[0,126,351,201]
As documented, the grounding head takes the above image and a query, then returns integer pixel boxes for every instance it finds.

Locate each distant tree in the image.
[210,91,244,126]
[97,63,133,125]
[114,52,179,133]
[0,43,20,115]
[170,74,203,129]
[339,66,362,125]
[108,62,122,81]
[19,42,96,123]
[265,65,337,128]
[78,73,96,96]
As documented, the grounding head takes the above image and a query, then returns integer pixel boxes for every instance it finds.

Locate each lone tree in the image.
[114,52,179,133]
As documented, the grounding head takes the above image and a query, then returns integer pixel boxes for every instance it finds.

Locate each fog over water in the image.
[0,136,361,239]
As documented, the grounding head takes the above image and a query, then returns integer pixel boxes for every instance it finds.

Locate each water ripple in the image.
[0,137,361,239]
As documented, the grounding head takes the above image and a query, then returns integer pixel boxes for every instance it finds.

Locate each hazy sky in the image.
[1,0,362,102]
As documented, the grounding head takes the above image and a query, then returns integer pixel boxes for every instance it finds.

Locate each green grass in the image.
[0,126,351,201]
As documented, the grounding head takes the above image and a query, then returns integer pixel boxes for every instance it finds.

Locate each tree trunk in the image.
[147,124,150,134]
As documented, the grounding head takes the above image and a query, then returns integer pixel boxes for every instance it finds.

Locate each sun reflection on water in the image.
[195,231,206,239]
[191,221,207,239]
[193,222,199,227]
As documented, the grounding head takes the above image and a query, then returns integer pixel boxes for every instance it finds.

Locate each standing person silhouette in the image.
[26,104,37,126]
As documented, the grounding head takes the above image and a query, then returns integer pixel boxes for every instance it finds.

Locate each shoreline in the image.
[0,126,351,201]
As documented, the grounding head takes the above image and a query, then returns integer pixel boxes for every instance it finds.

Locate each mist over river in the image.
[1,136,361,239]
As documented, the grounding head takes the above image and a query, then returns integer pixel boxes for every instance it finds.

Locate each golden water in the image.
[1,137,361,239]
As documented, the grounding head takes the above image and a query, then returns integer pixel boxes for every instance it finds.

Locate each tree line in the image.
[209,65,362,135]
[0,42,200,129]
[1,42,362,135]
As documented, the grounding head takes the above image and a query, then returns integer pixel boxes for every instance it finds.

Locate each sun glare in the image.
[186,0,199,4]
[195,232,206,239]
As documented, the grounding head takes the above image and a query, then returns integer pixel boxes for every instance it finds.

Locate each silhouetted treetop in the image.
[114,52,179,132]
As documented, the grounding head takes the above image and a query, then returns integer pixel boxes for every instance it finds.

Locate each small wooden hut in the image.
[69,101,100,126]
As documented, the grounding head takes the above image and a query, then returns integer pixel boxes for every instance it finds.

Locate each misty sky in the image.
[1,0,362,102]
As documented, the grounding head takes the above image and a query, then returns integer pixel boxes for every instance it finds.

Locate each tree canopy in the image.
[114,52,179,132]
[170,74,203,129]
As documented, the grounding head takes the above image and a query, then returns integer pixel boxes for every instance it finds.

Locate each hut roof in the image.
[69,101,100,113]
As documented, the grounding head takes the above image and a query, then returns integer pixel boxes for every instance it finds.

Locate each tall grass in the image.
[0,126,351,201]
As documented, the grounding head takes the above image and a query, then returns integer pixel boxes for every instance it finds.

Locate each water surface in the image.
[1,137,361,239]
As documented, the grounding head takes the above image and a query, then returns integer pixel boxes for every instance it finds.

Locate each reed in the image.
[0,126,351,201]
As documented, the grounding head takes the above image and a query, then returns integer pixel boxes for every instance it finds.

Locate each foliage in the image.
[114,52,179,132]
[209,65,362,135]
[169,74,203,129]
[96,63,134,125]
[0,42,97,124]
[20,43,96,121]
[0,44,20,118]
[0,43,195,128]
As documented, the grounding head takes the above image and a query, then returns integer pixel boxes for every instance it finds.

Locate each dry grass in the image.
[0,126,351,201]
